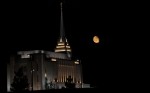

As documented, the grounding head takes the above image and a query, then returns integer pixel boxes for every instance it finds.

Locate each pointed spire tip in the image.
[60,2,62,8]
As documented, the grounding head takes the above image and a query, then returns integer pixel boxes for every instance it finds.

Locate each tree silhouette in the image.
[54,78,58,89]
[45,77,49,90]
[49,81,54,89]
[10,67,29,92]
[65,76,75,88]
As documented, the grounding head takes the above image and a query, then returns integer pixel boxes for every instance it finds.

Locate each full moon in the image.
[93,36,100,43]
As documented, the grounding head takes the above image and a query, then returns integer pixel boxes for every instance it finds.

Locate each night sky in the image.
[1,0,143,91]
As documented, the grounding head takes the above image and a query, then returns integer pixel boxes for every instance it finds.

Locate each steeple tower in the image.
[55,2,72,58]
[60,2,65,39]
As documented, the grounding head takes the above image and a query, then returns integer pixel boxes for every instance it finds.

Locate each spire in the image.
[54,2,72,58]
[60,2,65,39]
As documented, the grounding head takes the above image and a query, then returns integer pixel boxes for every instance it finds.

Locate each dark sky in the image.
[1,0,144,91]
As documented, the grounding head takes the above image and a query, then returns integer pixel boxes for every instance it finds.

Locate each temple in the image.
[7,2,90,92]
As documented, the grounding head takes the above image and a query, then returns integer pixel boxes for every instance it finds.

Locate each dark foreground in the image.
[7,88,99,93]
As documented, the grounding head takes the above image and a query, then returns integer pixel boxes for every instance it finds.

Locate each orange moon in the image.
[93,36,100,43]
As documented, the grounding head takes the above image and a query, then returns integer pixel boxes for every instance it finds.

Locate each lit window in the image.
[58,43,64,45]
[51,58,57,61]
[21,54,30,58]
[55,49,71,52]
[55,49,65,52]
[56,46,65,48]
[65,38,68,42]
[60,38,62,42]
[45,73,47,77]
[74,61,79,64]
[56,45,70,48]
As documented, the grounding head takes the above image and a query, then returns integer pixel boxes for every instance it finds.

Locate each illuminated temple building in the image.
[7,2,90,92]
